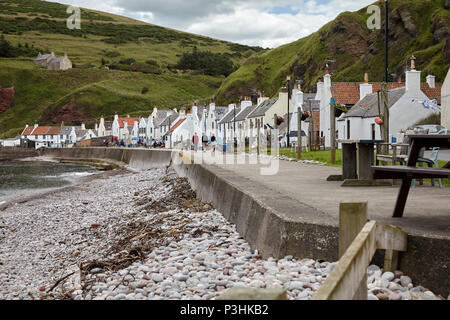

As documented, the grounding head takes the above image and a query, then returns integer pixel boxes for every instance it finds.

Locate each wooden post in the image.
[330,103,336,164]
[380,83,390,155]
[339,201,368,300]
[297,108,302,160]
[384,250,399,272]
[309,105,315,151]
[257,119,260,156]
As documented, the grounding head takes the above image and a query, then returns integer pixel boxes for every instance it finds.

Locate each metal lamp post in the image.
[286,75,291,147]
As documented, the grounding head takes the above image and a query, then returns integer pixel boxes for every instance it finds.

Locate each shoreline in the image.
[0,160,129,212]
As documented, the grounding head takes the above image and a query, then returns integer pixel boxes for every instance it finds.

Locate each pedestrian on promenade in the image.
[192,133,199,152]
[202,134,208,152]
[211,135,217,153]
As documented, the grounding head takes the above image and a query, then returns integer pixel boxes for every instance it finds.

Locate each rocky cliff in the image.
[0,86,15,114]
[216,0,450,103]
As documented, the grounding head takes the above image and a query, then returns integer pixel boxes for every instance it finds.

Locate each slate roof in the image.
[343,87,406,119]
[214,107,229,121]
[160,114,179,127]
[104,121,113,130]
[218,107,240,124]
[59,126,74,136]
[247,98,278,118]
[235,106,256,122]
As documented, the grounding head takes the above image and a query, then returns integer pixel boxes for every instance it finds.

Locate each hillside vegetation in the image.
[216,0,450,104]
[0,0,264,137]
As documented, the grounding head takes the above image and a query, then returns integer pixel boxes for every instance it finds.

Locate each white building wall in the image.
[442,68,450,129]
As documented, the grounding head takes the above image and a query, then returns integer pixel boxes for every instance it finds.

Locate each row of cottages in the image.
[21,123,97,149]
[317,57,443,148]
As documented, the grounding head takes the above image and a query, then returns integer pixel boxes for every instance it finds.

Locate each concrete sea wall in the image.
[0,147,39,161]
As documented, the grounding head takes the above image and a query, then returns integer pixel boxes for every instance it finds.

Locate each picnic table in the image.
[372,134,450,218]
[337,139,384,186]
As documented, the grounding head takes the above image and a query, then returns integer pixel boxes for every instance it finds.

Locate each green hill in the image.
[216,0,450,104]
[0,0,264,137]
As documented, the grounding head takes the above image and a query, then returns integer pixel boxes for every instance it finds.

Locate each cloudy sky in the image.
[50,0,375,48]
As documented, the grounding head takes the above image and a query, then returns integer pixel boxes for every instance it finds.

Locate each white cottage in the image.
[340,59,443,142]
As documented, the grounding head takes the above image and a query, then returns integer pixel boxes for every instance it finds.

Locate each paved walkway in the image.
[189,152,450,239]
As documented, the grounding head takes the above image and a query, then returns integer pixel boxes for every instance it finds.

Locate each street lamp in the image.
[286,75,291,147]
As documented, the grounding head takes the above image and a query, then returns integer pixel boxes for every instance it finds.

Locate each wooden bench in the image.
[371,134,450,218]
[373,166,450,181]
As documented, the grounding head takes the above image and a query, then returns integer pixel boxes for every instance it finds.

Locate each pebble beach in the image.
[0,167,445,300]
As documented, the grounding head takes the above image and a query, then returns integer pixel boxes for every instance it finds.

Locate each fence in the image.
[313,201,407,300]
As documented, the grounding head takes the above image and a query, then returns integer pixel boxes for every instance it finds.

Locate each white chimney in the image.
[315,82,324,101]
[240,97,252,110]
[292,83,304,110]
[209,102,216,112]
[95,123,98,131]
[192,105,198,116]
[406,55,421,93]
[228,104,235,112]
[34,123,39,128]
[180,108,186,116]
[324,73,331,88]
[257,94,269,107]
[173,108,177,114]
[359,73,373,100]
[426,74,435,89]
[81,123,86,130]
[406,70,421,93]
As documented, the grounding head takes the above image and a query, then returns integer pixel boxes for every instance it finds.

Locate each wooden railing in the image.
[313,201,407,300]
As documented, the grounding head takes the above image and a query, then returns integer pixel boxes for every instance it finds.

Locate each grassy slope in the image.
[0,59,222,138]
[0,0,263,137]
[216,0,450,104]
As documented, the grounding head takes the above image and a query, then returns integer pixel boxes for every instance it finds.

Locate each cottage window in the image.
[371,123,376,140]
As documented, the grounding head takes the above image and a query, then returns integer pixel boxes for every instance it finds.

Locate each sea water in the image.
[0,160,99,203]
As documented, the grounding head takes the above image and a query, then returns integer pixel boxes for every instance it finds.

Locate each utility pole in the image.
[286,76,291,147]
[381,0,390,153]
[297,107,302,160]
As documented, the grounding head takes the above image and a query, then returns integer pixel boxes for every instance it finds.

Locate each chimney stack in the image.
[426,74,435,89]
[406,56,421,92]
[359,73,373,100]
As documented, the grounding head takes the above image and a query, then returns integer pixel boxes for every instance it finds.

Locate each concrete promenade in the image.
[214,156,450,239]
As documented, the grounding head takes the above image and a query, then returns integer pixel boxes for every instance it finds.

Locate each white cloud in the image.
[47,0,375,48]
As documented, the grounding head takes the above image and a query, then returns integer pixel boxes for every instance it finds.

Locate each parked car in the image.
[413,125,447,134]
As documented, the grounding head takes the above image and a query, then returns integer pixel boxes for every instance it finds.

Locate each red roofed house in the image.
[112,114,139,145]
[337,58,444,143]
[22,124,63,148]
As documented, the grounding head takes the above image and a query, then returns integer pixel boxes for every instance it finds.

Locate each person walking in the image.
[211,135,217,153]
[202,134,208,152]
[192,133,199,152]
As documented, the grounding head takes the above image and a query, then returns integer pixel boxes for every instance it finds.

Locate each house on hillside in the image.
[338,58,443,143]
[34,52,72,71]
